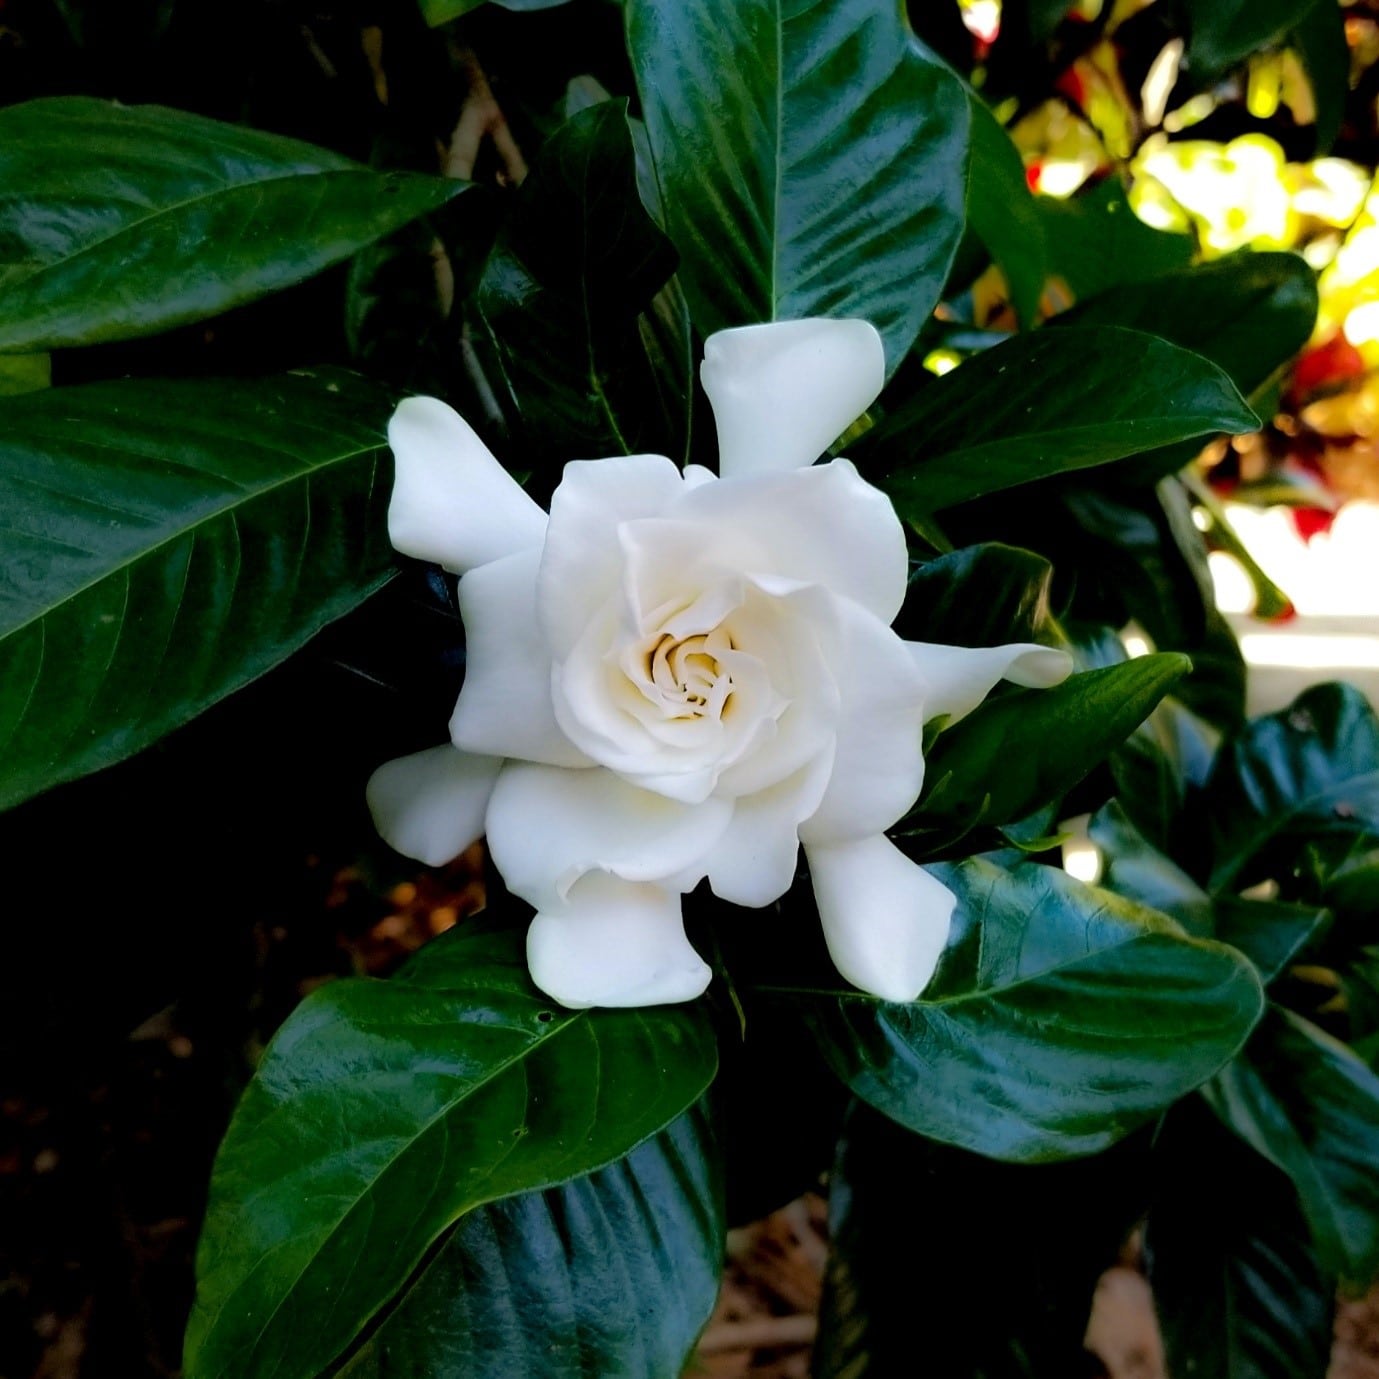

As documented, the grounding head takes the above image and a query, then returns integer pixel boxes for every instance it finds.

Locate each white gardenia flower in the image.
[368,318,1072,1008]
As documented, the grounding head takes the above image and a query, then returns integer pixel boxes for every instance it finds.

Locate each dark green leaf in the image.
[1090,800,1216,938]
[1090,798,1328,985]
[1147,1101,1335,1379]
[913,655,1192,832]
[475,101,679,467]
[1326,848,1379,914]
[0,98,468,352]
[817,1099,1149,1379]
[1053,252,1318,401]
[967,96,1047,329]
[626,0,969,370]
[185,922,718,1379]
[1028,0,1075,40]
[786,858,1263,1161]
[1171,602,1249,731]
[1213,898,1328,985]
[1186,472,1294,620]
[1205,1006,1379,1283]
[1207,683,1379,892]
[1293,0,1349,152]
[897,543,1055,648]
[338,1104,723,1379]
[1183,0,1323,76]
[0,371,397,812]
[1109,693,1220,853]
[1055,481,1248,731]
[869,327,1258,513]
[1035,178,1193,303]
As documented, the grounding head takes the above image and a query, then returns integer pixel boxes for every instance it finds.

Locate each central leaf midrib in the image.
[0,431,383,645]
[210,1004,602,1379]
[0,166,386,302]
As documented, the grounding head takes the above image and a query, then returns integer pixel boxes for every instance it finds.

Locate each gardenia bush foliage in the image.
[0,0,1376,1376]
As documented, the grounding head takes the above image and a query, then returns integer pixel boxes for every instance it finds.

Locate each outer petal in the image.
[366,745,502,867]
[676,460,908,623]
[806,835,955,1002]
[387,396,547,572]
[486,762,732,912]
[526,873,710,1009]
[909,642,1074,724]
[701,319,886,478]
[450,547,590,768]
[706,752,834,908]
[799,598,928,846]
[539,454,687,660]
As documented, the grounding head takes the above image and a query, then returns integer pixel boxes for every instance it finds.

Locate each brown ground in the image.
[693,1196,1379,1379]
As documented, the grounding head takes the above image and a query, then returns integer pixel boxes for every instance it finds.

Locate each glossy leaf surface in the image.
[1182,0,1325,75]
[627,0,969,369]
[869,327,1258,513]
[1206,1006,1379,1284]
[1054,252,1318,400]
[340,1106,723,1379]
[966,95,1047,328]
[0,98,467,351]
[0,371,397,812]
[790,859,1263,1161]
[1207,683,1379,891]
[898,543,1055,648]
[914,655,1191,832]
[1147,1102,1335,1379]
[185,923,718,1379]
[1035,178,1193,303]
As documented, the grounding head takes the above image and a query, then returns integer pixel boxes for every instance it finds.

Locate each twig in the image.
[697,1315,818,1355]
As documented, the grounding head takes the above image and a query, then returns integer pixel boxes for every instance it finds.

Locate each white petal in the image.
[909,642,1074,724]
[678,459,908,623]
[806,835,955,1001]
[707,753,834,908]
[526,872,710,1008]
[387,396,547,572]
[486,762,732,912]
[539,454,687,660]
[366,745,502,867]
[799,598,928,845]
[700,319,885,478]
[450,547,590,768]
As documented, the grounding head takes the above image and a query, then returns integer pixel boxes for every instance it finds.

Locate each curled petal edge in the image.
[526,872,711,1009]
[366,745,503,868]
[806,834,956,1002]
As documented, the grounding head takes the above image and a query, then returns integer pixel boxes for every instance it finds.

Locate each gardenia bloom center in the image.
[368,318,1072,1008]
